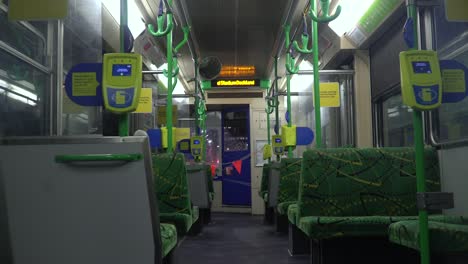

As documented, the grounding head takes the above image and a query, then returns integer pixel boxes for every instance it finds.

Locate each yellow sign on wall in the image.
[442,69,466,93]
[134,88,153,113]
[157,105,178,126]
[175,128,190,142]
[8,0,68,20]
[319,82,341,107]
[445,0,468,22]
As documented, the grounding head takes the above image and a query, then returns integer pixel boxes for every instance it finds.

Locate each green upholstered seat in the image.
[296,148,441,239]
[153,153,197,236]
[259,164,270,202]
[160,223,178,257]
[288,203,299,225]
[389,217,468,253]
[276,158,302,215]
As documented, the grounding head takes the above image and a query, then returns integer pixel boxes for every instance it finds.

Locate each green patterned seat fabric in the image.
[288,203,299,225]
[389,219,468,253]
[276,158,302,215]
[160,223,177,257]
[278,201,297,215]
[296,148,440,238]
[259,164,270,201]
[153,153,194,235]
[160,213,193,235]
[299,216,418,239]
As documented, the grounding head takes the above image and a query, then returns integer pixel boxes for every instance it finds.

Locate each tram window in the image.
[381,94,414,147]
[61,0,103,135]
[431,1,468,143]
[0,49,49,136]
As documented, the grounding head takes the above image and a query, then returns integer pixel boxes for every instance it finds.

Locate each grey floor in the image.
[174,213,309,264]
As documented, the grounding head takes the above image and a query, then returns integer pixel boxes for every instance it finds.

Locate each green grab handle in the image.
[286,57,299,74]
[293,34,313,54]
[55,154,142,163]
[148,14,174,37]
[174,26,191,53]
[310,0,341,23]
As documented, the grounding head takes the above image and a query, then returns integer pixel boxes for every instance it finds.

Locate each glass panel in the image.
[0,5,47,65]
[61,0,102,135]
[382,94,414,147]
[206,111,222,176]
[0,49,49,136]
[289,69,354,152]
[432,1,468,143]
[223,111,249,152]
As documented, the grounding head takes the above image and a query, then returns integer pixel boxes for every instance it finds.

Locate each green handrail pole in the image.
[267,108,271,164]
[285,25,293,158]
[166,17,174,153]
[407,1,430,263]
[119,0,129,137]
[274,56,280,161]
[195,60,200,136]
[311,0,322,148]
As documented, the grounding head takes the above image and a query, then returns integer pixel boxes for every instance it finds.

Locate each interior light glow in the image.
[102,0,146,39]
[290,60,314,93]
[10,84,37,101]
[328,0,376,37]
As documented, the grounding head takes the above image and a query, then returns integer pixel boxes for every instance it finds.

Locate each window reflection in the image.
[223,111,249,152]
[382,94,414,147]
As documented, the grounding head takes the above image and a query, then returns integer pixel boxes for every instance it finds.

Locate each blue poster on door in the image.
[222,106,251,206]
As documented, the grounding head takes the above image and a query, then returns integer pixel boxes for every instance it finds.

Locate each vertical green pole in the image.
[274,57,280,161]
[118,0,129,137]
[267,108,271,164]
[194,61,200,137]
[284,25,293,158]
[407,1,430,263]
[166,22,174,153]
[311,0,322,148]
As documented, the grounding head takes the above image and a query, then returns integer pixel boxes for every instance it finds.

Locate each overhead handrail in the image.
[293,15,313,54]
[310,0,341,23]
[147,0,189,153]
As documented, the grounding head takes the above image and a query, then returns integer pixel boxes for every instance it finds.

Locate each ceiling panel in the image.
[184,0,290,79]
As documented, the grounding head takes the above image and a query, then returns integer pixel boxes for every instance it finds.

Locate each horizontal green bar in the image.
[201,80,212,90]
[260,79,271,89]
[55,154,143,163]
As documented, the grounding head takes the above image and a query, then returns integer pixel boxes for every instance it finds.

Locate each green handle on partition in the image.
[293,34,313,54]
[174,26,191,53]
[310,0,341,23]
[148,14,174,37]
[55,154,142,163]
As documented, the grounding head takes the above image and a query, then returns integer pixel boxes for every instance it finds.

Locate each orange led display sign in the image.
[219,65,256,77]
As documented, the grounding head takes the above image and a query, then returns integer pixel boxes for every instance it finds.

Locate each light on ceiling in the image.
[328,0,376,37]
[102,0,146,39]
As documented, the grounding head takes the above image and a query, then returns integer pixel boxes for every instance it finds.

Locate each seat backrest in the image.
[298,148,440,219]
[278,158,302,205]
[153,153,192,216]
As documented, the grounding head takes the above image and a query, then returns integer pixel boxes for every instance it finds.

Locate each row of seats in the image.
[260,148,468,263]
[152,153,213,262]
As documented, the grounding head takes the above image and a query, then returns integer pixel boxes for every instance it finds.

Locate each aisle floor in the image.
[174,213,309,264]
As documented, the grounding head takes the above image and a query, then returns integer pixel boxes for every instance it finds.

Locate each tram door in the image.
[221,105,251,206]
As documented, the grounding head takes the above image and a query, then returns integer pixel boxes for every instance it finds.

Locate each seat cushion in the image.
[160,223,178,257]
[288,203,299,225]
[389,219,468,253]
[277,201,296,215]
[299,216,421,239]
[160,213,193,236]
